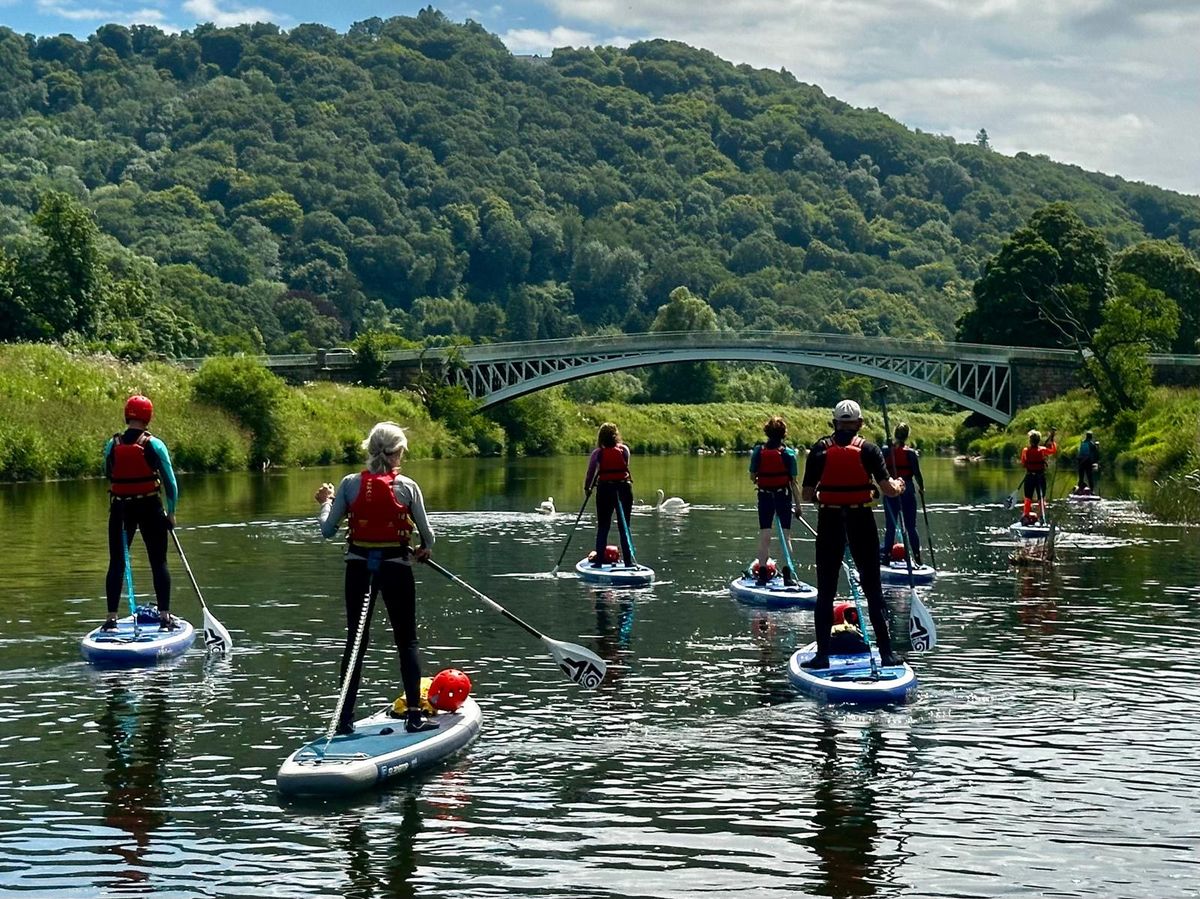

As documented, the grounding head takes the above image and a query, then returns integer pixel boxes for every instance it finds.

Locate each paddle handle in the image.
[425,559,546,644]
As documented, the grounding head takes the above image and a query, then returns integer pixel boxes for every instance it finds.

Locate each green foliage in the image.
[192,357,289,465]
[645,286,721,402]
[1114,240,1200,353]
[487,389,571,456]
[426,385,504,455]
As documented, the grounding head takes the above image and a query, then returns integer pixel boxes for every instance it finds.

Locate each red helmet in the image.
[428,668,471,712]
[833,601,860,627]
[890,543,906,562]
[124,394,153,423]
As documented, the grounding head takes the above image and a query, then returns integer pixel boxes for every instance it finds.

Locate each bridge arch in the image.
[475,348,1010,421]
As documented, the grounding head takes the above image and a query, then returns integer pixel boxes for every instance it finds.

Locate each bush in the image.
[193,357,288,466]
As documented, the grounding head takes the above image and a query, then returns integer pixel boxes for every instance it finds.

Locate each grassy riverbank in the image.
[0,344,964,482]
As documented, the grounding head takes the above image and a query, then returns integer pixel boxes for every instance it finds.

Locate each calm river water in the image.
[0,455,1197,898]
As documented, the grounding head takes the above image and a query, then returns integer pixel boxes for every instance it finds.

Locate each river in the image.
[0,455,1197,898]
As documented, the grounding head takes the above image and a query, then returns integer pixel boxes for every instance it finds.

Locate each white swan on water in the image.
[536,496,555,515]
[655,489,689,513]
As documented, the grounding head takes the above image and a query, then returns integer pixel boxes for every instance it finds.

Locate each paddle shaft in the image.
[552,485,593,574]
[170,530,209,612]
[774,515,797,577]
[919,492,937,569]
[121,534,140,636]
[426,559,548,644]
[326,582,374,745]
[614,490,638,567]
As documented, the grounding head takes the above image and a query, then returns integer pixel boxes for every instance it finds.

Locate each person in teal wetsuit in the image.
[1075,430,1100,494]
[102,394,178,631]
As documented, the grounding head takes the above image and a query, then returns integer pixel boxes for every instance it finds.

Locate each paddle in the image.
[875,384,939,652]
[425,559,607,689]
[551,485,593,576]
[170,530,233,654]
[614,495,638,568]
[122,533,140,638]
[919,490,937,570]
[324,582,374,749]
[774,515,798,585]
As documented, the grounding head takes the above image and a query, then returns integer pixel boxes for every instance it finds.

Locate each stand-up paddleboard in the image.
[575,557,655,587]
[787,642,916,704]
[80,609,195,666]
[1009,521,1052,540]
[277,698,482,798]
[729,571,817,609]
[878,561,937,586]
[1067,492,1101,503]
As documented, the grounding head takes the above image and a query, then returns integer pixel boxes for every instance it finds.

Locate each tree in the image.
[27,192,106,337]
[1114,240,1200,353]
[645,287,721,402]
[975,128,990,150]
[958,203,1112,349]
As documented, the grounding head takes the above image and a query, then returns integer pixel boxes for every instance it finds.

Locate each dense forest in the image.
[2,9,1199,386]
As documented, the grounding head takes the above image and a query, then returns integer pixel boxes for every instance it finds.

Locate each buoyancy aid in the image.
[1021,444,1054,473]
[754,445,792,489]
[109,430,160,497]
[348,471,414,548]
[597,445,630,482]
[816,436,876,506]
[886,445,916,478]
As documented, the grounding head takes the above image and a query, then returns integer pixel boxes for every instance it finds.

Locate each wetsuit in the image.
[585,444,634,564]
[881,443,923,560]
[104,428,178,616]
[802,431,895,660]
[319,470,435,730]
[1021,441,1057,518]
[1077,438,1099,492]
[750,441,799,529]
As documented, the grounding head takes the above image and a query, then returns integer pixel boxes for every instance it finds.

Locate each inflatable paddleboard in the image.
[879,561,937,586]
[1067,492,1101,503]
[729,573,817,609]
[80,610,195,666]
[575,557,655,587]
[787,642,916,704]
[277,698,482,798]
[1009,522,1052,540]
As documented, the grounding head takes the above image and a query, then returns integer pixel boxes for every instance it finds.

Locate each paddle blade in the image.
[908,591,937,652]
[545,637,607,689]
[202,608,233,654]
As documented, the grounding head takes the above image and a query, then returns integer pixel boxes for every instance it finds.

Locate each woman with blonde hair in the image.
[314,422,437,735]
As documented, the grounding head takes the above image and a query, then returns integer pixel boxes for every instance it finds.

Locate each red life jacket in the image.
[109,430,160,497]
[597,445,630,482]
[1021,445,1051,473]
[816,436,876,506]
[755,445,791,489]
[348,471,414,548]
[887,445,916,478]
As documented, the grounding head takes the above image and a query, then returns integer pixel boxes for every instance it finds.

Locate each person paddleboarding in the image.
[881,421,925,566]
[748,415,803,586]
[1074,430,1100,495]
[1020,427,1057,524]
[314,421,438,736]
[584,422,635,568]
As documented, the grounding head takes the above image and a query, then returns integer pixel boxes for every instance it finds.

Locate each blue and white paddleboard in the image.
[879,561,937,586]
[277,699,482,797]
[1067,492,1101,503]
[575,557,655,587]
[1009,521,1052,540]
[729,573,817,609]
[787,642,916,705]
[80,612,195,666]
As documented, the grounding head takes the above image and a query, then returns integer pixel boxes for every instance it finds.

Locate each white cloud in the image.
[532,0,1199,194]
[500,25,595,55]
[182,0,277,27]
[36,1,110,20]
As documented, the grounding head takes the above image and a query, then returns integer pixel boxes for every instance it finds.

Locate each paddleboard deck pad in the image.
[277,698,482,797]
[729,574,817,609]
[575,557,655,586]
[787,642,916,705]
[80,609,195,666]
[878,562,937,586]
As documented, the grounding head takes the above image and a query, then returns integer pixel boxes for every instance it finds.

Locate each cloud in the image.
[35,0,110,20]
[533,0,1199,194]
[182,0,278,27]
[500,25,596,55]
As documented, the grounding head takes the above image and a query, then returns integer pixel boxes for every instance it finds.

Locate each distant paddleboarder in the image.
[315,421,438,736]
[584,422,635,567]
[881,421,925,566]
[102,394,178,632]
[1020,428,1058,524]
[748,415,802,586]
[799,399,906,670]
[1075,430,1100,495]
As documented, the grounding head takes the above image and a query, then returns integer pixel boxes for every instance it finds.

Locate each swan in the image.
[654,489,690,513]
[536,496,555,515]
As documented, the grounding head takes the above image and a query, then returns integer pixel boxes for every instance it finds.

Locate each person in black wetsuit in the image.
[800,399,906,670]
[102,395,179,631]
[584,422,634,566]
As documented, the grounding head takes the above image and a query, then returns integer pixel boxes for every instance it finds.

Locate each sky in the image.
[1,0,1196,197]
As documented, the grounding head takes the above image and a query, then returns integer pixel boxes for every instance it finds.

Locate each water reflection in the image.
[807,714,886,899]
[97,677,173,893]
[593,589,635,691]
